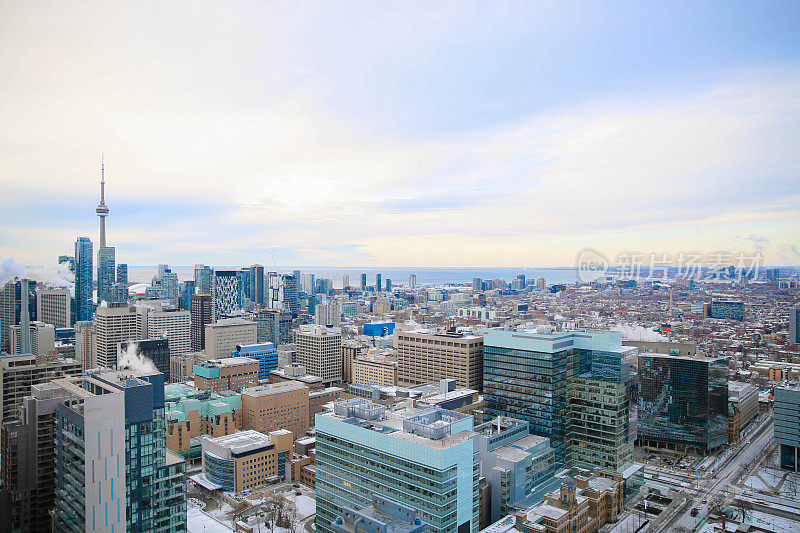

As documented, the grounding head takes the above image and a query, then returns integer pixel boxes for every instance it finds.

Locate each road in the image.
[654,416,774,532]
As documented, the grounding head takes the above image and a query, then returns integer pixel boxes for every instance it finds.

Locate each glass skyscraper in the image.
[637,353,729,452]
[484,327,636,469]
[74,237,94,321]
[282,273,299,316]
[194,264,212,295]
[116,263,128,284]
[97,245,115,303]
[211,269,240,320]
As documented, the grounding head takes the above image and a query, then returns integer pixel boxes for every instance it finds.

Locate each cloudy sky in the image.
[1,1,799,268]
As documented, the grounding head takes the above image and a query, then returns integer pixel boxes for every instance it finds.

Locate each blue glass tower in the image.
[74,237,94,321]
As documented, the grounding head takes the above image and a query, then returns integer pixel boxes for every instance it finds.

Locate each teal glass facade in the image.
[75,237,94,321]
[316,401,479,533]
[98,246,116,303]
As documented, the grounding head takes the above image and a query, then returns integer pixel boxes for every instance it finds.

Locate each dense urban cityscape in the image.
[2,3,800,533]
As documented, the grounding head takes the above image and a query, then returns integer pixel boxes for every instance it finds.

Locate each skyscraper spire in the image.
[95,153,109,247]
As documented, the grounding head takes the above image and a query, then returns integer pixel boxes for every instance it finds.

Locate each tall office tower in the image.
[315,301,342,327]
[74,236,94,321]
[536,277,546,290]
[0,353,82,421]
[472,277,482,291]
[119,338,170,379]
[375,273,381,292]
[638,352,729,453]
[303,272,316,294]
[179,280,195,311]
[385,278,392,292]
[204,317,257,359]
[109,283,129,303]
[254,308,292,346]
[159,266,180,307]
[316,399,480,533]
[408,274,416,289]
[484,327,636,468]
[94,302,139,369]
[237,267,252,307]
[190,294,212,351]
[360,273,367,290]
[282,273,299,316]
[116,263,127,284]
[342,274,350,290]
[211,269,240,320]
[0,278,36,353]
[97,245,116,303]
[513,274,526,290]
[51,369,187,533]
[75,320,96,369]
[194,264,213,295]
[242,381,310,437]
[37,287,72,328]
[293,325,342,387]
[315,278,331,296]
[1,382,77,532]
[789,305,800,345]
[775,384,800,471]
[250,264,265,305]
[11,321,55,356]
[136,301,190,359]
[396,330,484,391]
[267,271,283,309]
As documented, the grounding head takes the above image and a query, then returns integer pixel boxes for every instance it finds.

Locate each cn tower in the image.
[96,154,109,247]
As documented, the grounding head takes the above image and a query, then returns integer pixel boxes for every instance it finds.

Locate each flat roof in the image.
[638,352,726,362]
[243,381,309,396]
[203,430,273,453]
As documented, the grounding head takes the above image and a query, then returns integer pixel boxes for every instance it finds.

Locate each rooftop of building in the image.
[638,351,727,362]
[209,317,256,327]
[418,388,478,405]
[196,357,259,369]
[243,381,309,397]
[202,429,275,453]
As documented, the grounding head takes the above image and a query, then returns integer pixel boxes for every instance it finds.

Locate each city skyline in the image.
[1,2,799,268]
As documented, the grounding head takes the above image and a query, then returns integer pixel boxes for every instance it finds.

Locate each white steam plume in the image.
[117,342,158,375]
[0,257,26,286]
[612,323,668,342]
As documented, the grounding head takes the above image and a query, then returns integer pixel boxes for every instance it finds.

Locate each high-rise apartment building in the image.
[790,305,800,346]
[303,273,316,295]
[51,369,187,532]
[204,317,257,359]
[375,273,381,293]
[251,264,265,306]
[342,274,350,289]
[74,320,96,369]
[254,308,292,346]
[97,246,116,303]
[194,264,213,295]
[294,325,342,387]
[385,278,392,292]
[0,353,81,421]
[775,383,800,471]
[1,382,77,532]
[316,399,480,533]
[409,274,416,288]
[637,352,729,453]
[11,321,55,356]
[484,327,635,468]
[37,287,71,328]
[360,273,367,290]
[136,301,190,359]
[94,302,139,369]
[397,330,484,391]
[537,277,546,290]
[116,263,128,285]
[211,269,240,320]
[190,294,212,351]
[179,280,195,311]
[74,237,94,321]
[1,279,37,353]
[282,273,299,316]
[242,381,310,437]
[315,300,342,327]
[237,267,252,308]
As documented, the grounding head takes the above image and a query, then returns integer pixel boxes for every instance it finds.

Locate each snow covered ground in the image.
[283,493,316,518]
[187,508,234,533]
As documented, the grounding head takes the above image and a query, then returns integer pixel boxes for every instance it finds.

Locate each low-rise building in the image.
[166,391,242,458]
[199,429,294,492]
[193,357,259,392]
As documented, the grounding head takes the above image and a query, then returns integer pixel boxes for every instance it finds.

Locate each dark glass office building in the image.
[74,237,93,322]
[119,339,171,381]
[637,353,729,452]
